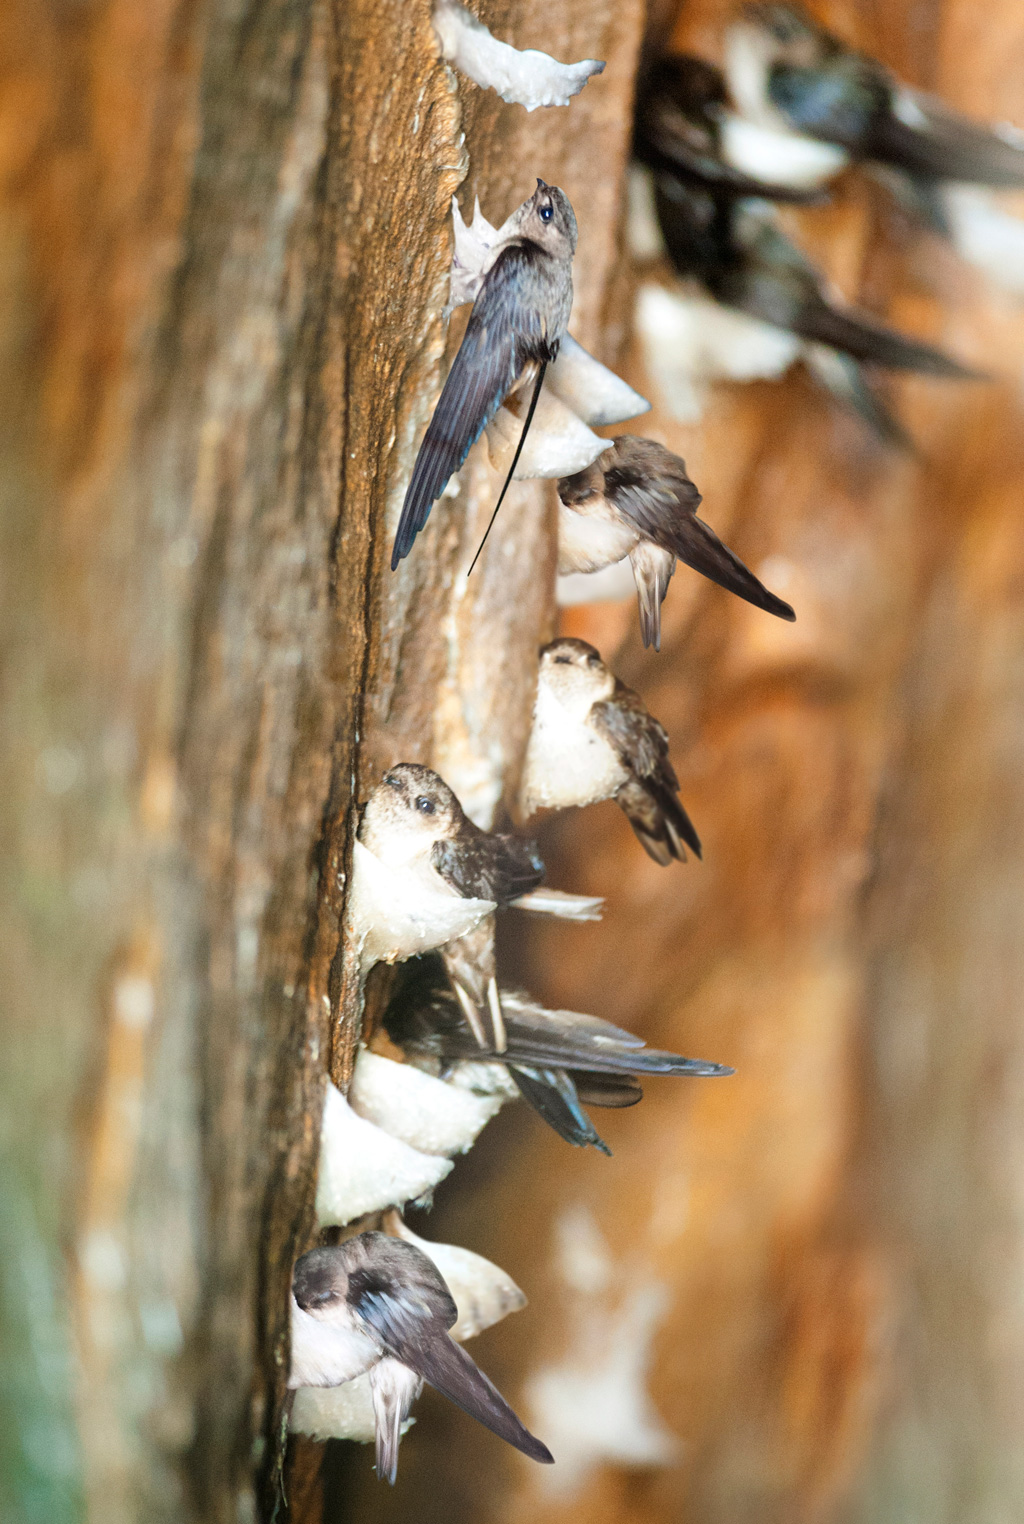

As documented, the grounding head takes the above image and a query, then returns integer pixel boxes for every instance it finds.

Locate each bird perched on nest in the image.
[556,442,795,649]
[351,763,600,1054]
[290,1234,553,1482]
[392,179,577,567]
[522,637,706,861]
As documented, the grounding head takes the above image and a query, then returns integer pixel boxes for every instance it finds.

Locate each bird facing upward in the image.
[391,179,578,568]
[522,637,702,864]
[356,763,545,1051]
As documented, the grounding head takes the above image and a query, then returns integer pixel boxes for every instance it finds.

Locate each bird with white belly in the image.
[522,637,702,864]
[556,437,795,651]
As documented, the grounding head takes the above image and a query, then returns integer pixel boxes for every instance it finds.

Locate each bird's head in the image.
[725,4,832,123]
[359,763,465,864]
[556,452,607,510]
[292,1247,350,1318]
[537,637,614,708]
[516,180,578,258]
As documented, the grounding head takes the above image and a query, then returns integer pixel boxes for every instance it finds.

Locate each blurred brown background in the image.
[3,2,1024,1523]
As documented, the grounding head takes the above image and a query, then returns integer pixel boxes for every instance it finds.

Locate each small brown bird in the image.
[522,637,701,865]
[392,179,578,568]
[557,435,795,649]
[289,1234,553,1483]
[356,763,545,1052]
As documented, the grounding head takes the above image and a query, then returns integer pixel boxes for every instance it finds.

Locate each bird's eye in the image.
[553,654,572,664]
[539,204,553,223]
[586,653,601,667]
[415,795,436,814]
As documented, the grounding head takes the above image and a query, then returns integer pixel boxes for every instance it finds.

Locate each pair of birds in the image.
[351,635,732,1151]
[635,4,1024,444]
[391,177,795,648]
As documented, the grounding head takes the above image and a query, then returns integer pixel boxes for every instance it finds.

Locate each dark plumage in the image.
[384,966,732,1154]
[590,680,703,864]
[657,181,984,378]
[392,181,577,568]
[291,1236,553,1483]
[737,2,1024,186]
[635,52,823,201]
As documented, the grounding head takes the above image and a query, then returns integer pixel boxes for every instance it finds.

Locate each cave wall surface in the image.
[0,0,599,1520]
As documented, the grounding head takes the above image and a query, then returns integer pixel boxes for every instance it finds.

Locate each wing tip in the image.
[522,1434,556,1465]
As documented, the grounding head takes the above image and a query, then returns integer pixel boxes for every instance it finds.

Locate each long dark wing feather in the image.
[788,294,985,376]
[630,496,796,620]
[508,1065,611,1154]
[614,775,703,864]
[385,978,732,1078]
[391,243,550,568]
[602,452,793,620]
[868,96,1024,187]
[502,1028,729,1078]
[720,262,983,376]
[589,688,704,860]
[376,1314,554,1464]
[666,514,796,617]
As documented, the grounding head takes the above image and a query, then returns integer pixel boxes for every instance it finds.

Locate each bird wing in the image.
[362,1292,554,1463]
[719,244,983,377]
[391,241,552,567]
[604,451,703,540]
[789,292,984,376]
[868,91,1024,187]
[590,685,704,861]
[638,504,795,621]
[511,1031,731,1079]
[638,113,823,202]
[768,55,891,151]
[590,682,673,780]
[383,974,733,1078]
[508,1064,611,1153]
[431,832,545,905]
